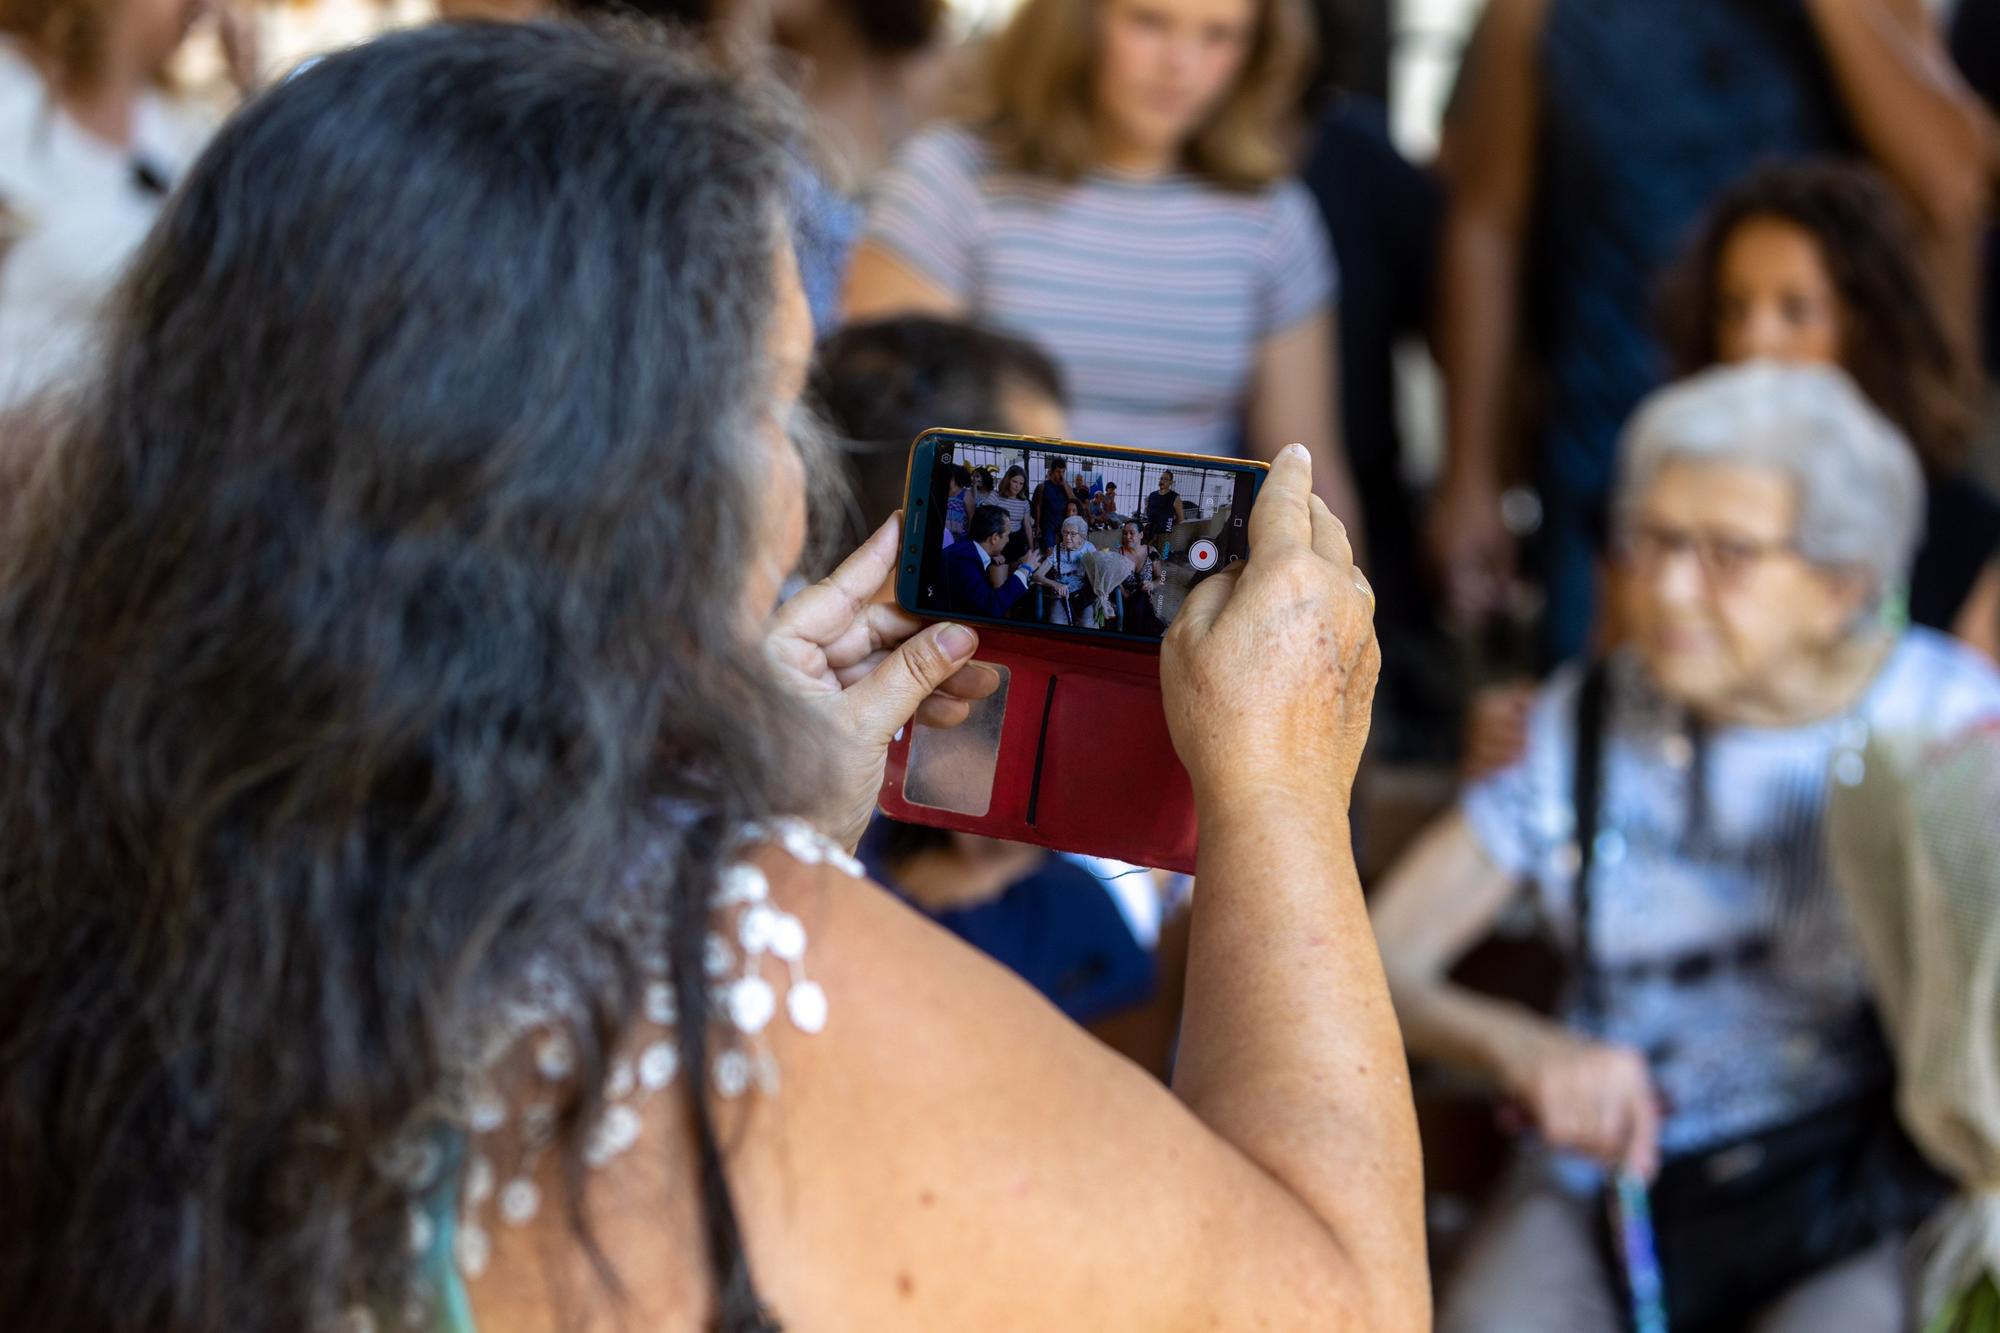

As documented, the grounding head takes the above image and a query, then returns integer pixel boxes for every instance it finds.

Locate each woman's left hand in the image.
[766,516,1001,851]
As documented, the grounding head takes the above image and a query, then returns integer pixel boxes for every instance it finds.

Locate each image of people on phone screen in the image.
[921,440,1256,641]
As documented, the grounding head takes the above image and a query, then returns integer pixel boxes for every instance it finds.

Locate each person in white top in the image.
[0,0,232,413]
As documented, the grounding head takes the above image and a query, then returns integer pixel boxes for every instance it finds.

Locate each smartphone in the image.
[897,428,1267,645]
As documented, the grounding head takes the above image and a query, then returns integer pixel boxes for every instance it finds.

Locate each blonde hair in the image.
[983,0,1310,189]
[0,0,120,87]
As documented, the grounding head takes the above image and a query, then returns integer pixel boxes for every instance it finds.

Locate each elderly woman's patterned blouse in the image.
[1462,629,2000,1161]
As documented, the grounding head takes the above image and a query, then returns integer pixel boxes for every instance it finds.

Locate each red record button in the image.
[1188,538,1220,572]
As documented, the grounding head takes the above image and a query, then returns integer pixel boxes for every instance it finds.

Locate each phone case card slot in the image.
[903,665,1012,817]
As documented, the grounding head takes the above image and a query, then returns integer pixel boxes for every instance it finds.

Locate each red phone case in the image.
[876,627,1199,874]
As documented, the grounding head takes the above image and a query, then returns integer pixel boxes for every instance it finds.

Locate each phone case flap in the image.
[877,628,1197,874]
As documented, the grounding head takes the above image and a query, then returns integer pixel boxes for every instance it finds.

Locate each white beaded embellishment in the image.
[349,819,858,1331]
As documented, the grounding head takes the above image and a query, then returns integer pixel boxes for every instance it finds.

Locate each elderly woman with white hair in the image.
[1374,362,2000,1332]
[1031,514,1093,625]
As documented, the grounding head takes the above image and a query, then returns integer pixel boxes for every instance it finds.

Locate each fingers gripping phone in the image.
[879,429,1269,872]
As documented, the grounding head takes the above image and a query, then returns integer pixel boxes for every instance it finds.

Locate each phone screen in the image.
[900,429,1265,644]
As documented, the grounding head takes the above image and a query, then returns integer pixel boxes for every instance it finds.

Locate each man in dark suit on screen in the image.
[946,505,1034,619]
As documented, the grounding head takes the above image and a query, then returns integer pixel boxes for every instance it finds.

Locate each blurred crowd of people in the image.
[3,0,2000,1328]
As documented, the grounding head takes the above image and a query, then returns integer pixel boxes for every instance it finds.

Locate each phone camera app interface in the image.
[919,441,1253,641]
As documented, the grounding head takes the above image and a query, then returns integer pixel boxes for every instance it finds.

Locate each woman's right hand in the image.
[1499,1024,1661,1180]
[1162,443,1378,806]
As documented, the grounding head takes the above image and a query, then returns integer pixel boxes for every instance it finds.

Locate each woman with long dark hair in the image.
[0,21,1419,1333]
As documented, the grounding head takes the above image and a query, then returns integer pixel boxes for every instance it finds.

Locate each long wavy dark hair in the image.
[1657,158,1977,474]
[0,22,828,1333]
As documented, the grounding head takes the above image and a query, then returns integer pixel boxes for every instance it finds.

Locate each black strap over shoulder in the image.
[1570,660,1613,1021]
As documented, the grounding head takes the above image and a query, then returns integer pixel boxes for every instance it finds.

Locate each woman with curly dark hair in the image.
[1659,159,1999,657]
[0,20,1423,1333]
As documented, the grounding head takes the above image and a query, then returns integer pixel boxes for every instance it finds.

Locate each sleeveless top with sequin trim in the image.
[337,818,864,1333]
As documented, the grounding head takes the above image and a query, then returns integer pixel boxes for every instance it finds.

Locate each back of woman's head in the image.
[810,315,1065,541]
[0,21,821,1331]
[1657,159,1975,473]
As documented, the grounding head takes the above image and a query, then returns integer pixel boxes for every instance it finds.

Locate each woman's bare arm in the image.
[1370,809,1546,1083]
[1802,0,1989,350]
[1952,558,2000,664]
[1803,0,1988,241]
[842,243,964,322]
[1370,810,1662,1176]
[476,450,1427,1331]
[1427,0,1548,619]
[1247,310,1365,551]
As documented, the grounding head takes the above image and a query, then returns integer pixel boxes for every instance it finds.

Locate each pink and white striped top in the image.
[861,125,1337,458]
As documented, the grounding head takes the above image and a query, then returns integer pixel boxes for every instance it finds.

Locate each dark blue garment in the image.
[1034,478,1072,551]
[1300,95,1441,639]
[1530,0,1850,657]
[1911,473,2000,631]
[1949,0,2000,377]
[1950,0,2000,130]
[943,538,1029,618]
[790,159,860,337]
[864,841,1157,1027]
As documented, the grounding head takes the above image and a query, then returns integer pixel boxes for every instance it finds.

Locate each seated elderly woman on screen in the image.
[1031,515,1093,625]
[1372,362,2000,1333]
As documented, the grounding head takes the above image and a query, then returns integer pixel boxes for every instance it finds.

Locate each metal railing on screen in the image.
[1082,461,1236,527]
[952,442,1028,479]
[947,440,1238,534]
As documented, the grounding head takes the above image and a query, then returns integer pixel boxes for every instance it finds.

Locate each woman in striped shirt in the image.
[992,463,1036,563]
[844,0,1363,538]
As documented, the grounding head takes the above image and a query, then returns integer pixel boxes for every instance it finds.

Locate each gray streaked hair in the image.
[1615,361,1925,615]
[1061,515,1089,538]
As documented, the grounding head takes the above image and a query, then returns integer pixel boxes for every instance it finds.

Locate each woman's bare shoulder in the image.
[473,834,1365,1331]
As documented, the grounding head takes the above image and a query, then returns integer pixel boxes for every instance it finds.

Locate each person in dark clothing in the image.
[1428,0,1988,662]
[1948,0,2000,380]
[1658,160,1999,657]
[1142,471,1184,549]
[1300,92,1453,756]
[944,503,1033,618]
[1468,159,2000,783]
[1300,94,1440,635]
[860,821,1161,1038]
[810,315,1068,548]
[1033,456,1076,557]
